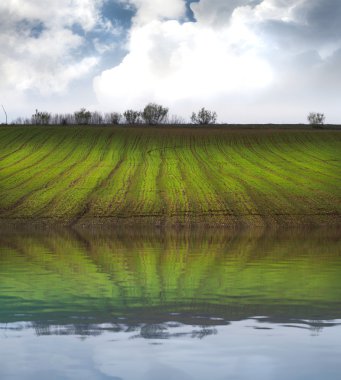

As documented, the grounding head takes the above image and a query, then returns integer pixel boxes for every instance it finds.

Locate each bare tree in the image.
[191,108,217,125]
[91,111,103,125]
[307,112,325,128]
[141,103,169,125]
[74,108,91,125]
[32,109,51,125]
[105,112,122,125]
[50,113,73,125]
[123,110,141,125]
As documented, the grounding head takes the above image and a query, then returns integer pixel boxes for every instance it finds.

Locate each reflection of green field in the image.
[0,229,340,323]
[0,126,340,225]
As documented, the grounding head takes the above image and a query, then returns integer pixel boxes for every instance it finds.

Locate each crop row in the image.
[0,126,340,225]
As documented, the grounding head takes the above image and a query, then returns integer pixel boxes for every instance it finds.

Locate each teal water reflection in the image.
[0,227,340,379]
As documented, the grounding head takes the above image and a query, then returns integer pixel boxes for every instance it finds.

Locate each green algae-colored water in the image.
[0,228,340,379]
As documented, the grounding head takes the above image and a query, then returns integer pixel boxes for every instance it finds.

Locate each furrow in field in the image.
[0,163,77,216]
[262,132,340,180]
[255,134,341,209]
[141,137,164,215]
[240,134,338,196]
[156,144,169,217]
[270,132,340,175]
[247,134,341,210]
[47,132,124,222]
[0,128,80,170]
[0,129,41,161]
[0,127,19,143]
[0,133,70,179]
[276,131,341,167]
[172,135,229,217]
[219,134,340,214]
[83,132,138,217]
[0,127,28,146]
[175,141,210,214]
[210,137,290,218]
[84,154,125,216]
[246,133,334,180]
[107,133,183,218]
[1,130,85,191]
[0,126,340,223]
[213,135,305,215]
[194,137,263,217]
[119,134,158,216]
[0,130,89,210]
[111,134,151,217]
[28,131,117,218]
[0,130,105,217]
[157,136,189,217]
[188,137,242,215]
[172,145,196,218]
[70,158,124,223]
[0,132,56,172]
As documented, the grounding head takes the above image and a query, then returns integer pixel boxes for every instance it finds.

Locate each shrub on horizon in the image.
[91,111,103,125]
[141,103,169,125]
[49,113,75,125]
[191,108,217,125]
[307,112,325,128]
[31,109,51,125]
[74,108,92,125]
[107,112,122,125]
[124,110,141,125]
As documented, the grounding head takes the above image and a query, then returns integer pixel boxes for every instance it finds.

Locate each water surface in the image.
[0,228,340,379]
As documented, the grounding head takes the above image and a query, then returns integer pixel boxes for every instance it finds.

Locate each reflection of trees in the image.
[26,321,218,339]
[309,320,324,337]
[139,324,168,339]
[19,319,339,338]
[135,323,218,340]
[191,327,217,339]
[308,320,341,336]
[33,322,102,337]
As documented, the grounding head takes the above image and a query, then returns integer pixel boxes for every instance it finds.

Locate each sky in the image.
[0,0,340,123]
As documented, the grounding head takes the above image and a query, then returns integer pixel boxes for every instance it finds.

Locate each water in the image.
[0,227,340,380]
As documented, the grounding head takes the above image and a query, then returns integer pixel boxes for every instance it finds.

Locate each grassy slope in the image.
[0,126,340,226]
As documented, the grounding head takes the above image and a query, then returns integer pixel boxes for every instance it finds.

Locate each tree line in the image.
[5,103,326,127]
[11,104,218,126]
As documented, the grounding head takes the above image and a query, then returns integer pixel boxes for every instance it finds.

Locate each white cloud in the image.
[0,0,105,96]
[2,0,104,31]
[122,0,186,24]
[1,0,340,122]
[94,0,341,123]
[94,12,273,120]
[190,0,256,26]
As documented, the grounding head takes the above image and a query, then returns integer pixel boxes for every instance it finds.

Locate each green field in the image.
[0,125,340,226]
